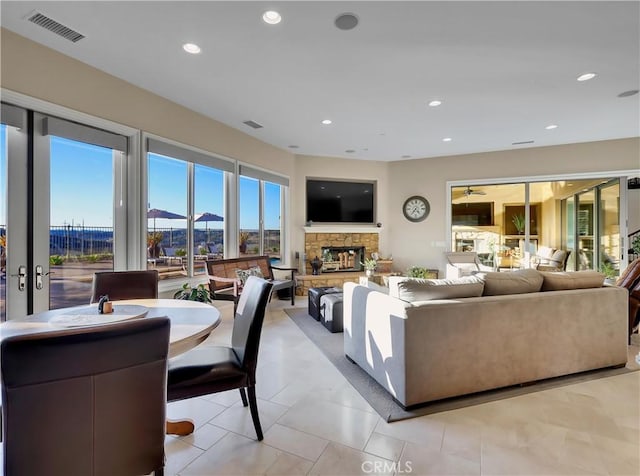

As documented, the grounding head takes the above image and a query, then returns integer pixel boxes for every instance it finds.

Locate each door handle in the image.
[35,264,47,290]
[10,265,27,291]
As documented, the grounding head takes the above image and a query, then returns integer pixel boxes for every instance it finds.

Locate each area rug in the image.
[284,307,636,422]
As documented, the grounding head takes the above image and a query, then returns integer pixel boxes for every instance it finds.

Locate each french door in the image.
[1,104,128,319]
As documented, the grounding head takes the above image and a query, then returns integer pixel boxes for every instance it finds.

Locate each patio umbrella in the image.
[147,208,187,232]
[195,212,224,243]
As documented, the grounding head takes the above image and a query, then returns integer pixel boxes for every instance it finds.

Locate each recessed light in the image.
[618,89,639,98]
[182,43,201,54]
[428,100,442,107]
[262,11,282,25]
[335,13,359,31]
[401,155,412,159]
[545,124,558,130]
[442,137,452,142]
[288,145,299,149]
[321,119,332,125]
[577,72,597,82]
[345,149,355,153]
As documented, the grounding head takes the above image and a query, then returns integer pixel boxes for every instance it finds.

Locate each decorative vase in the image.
[239,243,247,254]
[366,269,374,277]
[311,256,322,275]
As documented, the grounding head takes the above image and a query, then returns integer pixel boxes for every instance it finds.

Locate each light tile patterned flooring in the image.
[163,300,640,476]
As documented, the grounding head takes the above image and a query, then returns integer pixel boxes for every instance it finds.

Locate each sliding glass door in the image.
[1,104,128,318]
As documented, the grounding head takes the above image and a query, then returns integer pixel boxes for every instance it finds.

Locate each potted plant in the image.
[600,262,618,284]
[239,231,250,253]
[632,235,640,256]
[362,258,377,277]
[173,283,212,303]
[147,232,164,258]
[406,266,435,279]
[512,214,526,234]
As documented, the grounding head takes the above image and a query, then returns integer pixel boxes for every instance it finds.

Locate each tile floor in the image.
[163,300,640,476]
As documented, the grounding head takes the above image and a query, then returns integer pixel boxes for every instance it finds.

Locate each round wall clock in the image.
[403,195,430,222]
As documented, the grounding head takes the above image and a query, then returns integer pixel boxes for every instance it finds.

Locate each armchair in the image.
[445,252,493,279]
[532,247,571,271]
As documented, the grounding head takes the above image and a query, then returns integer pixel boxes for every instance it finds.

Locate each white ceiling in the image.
[1,1,639,161]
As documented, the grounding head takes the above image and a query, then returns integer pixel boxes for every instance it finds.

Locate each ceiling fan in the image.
[463,186,487,197]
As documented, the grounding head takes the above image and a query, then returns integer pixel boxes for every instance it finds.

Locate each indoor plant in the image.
[173,283,212,303]
[362,258,377,277]
[512,213,526,234]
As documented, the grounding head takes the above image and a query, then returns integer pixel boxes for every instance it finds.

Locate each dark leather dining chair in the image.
[90,269,158,303]
[617,257,640,342]
[167,276,273,440]
[1,317,170,476]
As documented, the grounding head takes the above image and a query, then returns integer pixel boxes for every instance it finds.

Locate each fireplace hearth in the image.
[321,246,365,272]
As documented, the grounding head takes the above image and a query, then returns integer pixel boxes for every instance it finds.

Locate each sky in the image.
[0,131,280,231]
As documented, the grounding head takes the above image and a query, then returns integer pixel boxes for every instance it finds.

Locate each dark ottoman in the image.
[320,293,344,333]
[308,286,342,321]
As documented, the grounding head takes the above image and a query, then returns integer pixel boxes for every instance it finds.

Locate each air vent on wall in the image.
[27,11,85,43]
[512,140,535,145]
[242,120,264,129]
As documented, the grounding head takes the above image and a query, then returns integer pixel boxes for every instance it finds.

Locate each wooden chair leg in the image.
[247,386,263,441]
[239,387,248,407]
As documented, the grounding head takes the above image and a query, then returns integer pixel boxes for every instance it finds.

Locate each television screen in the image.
[306,179,375,223]
[452,202,494,226]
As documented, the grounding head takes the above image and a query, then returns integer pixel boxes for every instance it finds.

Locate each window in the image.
[239,165,288,262]
[146,138,232,280]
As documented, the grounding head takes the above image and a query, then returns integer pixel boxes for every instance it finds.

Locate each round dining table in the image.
[0,298,222,436]
[0,298,221,358]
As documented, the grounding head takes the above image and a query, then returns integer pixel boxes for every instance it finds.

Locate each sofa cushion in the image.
[388,276,484,302]
[477,268,543,296]
[540,270,605,291]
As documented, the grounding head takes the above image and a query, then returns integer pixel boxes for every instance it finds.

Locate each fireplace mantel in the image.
[303,226,380,233]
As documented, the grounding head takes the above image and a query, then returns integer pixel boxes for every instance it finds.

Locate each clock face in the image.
[403,196,430,222]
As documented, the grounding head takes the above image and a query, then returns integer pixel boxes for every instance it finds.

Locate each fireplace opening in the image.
[320,246,365,272]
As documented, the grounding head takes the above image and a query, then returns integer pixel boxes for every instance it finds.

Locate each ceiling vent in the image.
[27,11,85,43]
[512,140,534,145]
[242,120,263,129]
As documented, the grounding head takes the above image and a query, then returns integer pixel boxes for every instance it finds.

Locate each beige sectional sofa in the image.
[343,269,628,408]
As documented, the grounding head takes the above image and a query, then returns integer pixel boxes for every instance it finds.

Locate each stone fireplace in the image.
[304,231,379,275]
[320,246,365,272]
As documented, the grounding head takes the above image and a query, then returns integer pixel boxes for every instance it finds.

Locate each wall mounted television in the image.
[306,179,376,224]
[452,202,494,226]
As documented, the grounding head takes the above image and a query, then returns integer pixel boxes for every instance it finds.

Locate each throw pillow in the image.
[389,276,484,302]
[540,270,605,291]
[235,266,264,285]
[477,268,543,296]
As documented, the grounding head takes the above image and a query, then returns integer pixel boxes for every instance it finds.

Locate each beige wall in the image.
[292,155,390,261]
[3,29,638,273]
[388,138,640,275]
[0,29,295,174]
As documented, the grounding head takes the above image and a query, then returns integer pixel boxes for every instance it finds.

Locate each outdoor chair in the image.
[90,270,158,303]
[1,317,170,476]
[167,276,273,440]
[445,251,493,278]
[532,247,571,271]
[162,247,183,266]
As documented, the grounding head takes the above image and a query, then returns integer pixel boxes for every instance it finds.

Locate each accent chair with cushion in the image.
[1,317,170,476]
[445,251,493,279]
[90,270,158,303]
[532,246,571,271]
[167,276,274,440]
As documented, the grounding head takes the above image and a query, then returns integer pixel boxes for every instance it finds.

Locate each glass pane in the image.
[450,183,526,270]
[147,153,187,279]
[599,181,620,279]
[577,189,596,270]
[239,176,259,256]
[0,125,6,321]
[49,137,115,309]
[194,164,225,275]
[563,197,576,271]
[263,182,281,263]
